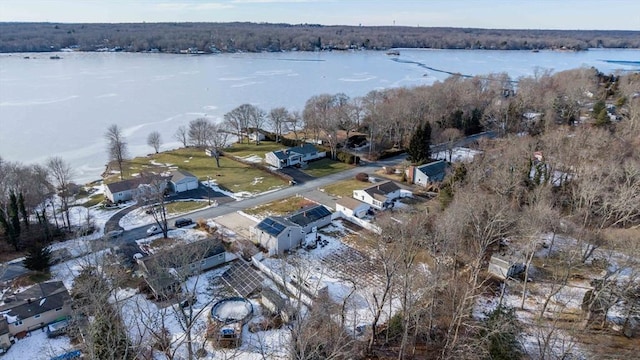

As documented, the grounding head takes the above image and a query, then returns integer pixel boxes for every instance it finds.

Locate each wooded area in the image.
[0,22,639,53]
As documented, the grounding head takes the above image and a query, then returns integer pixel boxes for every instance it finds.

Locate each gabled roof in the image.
[140,238,225,273]
[170,169,197,183]
[255,216,298,237]
[361,180,400,198]
[336,197,369,210]
[0,281,70,321]
[287,205,331,227]
[106,174,165,194]
[416,160,447,182]
[289,143,318,155]
[270,150,290,160]
[261,286,288,310]
[106,178,146,194]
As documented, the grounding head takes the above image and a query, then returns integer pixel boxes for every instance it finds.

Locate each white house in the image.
[251,217,304,255]
[353,180,402,210]
[265,144,326,169]
[0,281,72,338]
[335,197,370,218]
[406,160,448,187]
[169,169,199,193]
[105,175,163,203]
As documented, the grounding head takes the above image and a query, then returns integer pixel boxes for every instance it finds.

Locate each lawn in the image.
[223,141,284,160]
[106,148,286,194]
[244,196,317,217]
[166,200,208,214]
[321,179,369,197]
[303,158,354,177]
[82,193,104,208]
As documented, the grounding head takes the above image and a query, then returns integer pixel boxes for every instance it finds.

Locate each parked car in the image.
[146,225,162,236]
[174,218,194,228]
[106,229,124,239]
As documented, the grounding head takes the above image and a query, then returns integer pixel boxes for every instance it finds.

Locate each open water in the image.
[1,48,638,182]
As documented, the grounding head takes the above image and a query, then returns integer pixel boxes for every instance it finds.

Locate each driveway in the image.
[278,167,316,184]
[105,184,233,232]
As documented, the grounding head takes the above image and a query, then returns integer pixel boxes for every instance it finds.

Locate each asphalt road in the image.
[0,154,407,282]
[118,155,405,244]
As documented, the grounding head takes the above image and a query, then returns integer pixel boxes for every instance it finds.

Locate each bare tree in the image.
[188,118,211,148]
[287,110,304,143]
[105,124,129,180]
[134,178,169,238]
[174,125,188,148]
[268,107,290,144]
[46,156,74,230]
[224,104,263,144]
[206,122,231,168]
[147,131,162,154]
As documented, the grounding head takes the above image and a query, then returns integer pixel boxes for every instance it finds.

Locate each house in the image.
[248,132,266,142]
[286,205,332,234]
[335,197,371,219]
[137,238,227,298]
[406,160,448,187]
[169,169,199,193]
[353,180,402,210]
[104,174,166,203]
[105,178,144,203]
[265,144,326,169]
[250,217,304,255]
[0,281,72,337]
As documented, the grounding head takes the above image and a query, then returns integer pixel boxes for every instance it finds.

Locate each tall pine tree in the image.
[23,243,52,272]
[407,122,432,165]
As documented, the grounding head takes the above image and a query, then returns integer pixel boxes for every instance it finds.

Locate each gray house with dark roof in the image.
[0,281,72,336]
[287,205,332,234]
[407,160,448,187]
[137,238,227,298]
[265,144,326,169]
[250,204,332,255]
[250,217,304,255]
[104,174,167,203]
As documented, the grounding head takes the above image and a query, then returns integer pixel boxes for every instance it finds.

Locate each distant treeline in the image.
[0,22,639,53]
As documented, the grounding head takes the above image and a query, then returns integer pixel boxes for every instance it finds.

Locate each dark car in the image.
[174,218,194,228]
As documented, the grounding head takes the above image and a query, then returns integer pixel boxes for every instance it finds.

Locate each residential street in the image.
[118,154,406,244]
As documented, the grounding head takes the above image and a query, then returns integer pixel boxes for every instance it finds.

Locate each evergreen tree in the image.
[0,207,20,251]
[18,192,29,229]
[23,243,52,272]
[407,122,432,165]
[8,192,20,238]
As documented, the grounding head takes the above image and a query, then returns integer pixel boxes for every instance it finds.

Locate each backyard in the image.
[105,148,286,194]
[302,158,354,177]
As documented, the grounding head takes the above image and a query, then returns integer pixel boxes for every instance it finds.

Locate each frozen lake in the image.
[1,48,638,182]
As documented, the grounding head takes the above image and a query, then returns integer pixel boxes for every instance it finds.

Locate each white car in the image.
[146,225,162,236]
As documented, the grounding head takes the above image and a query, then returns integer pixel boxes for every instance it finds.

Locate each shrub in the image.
[355,172,369,182]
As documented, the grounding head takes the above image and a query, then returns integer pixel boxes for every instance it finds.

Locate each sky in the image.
[0,0,639,30]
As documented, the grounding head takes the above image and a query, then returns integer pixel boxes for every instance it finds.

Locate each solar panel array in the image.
[256,218,287,237]
[289,205,331,226]
[221,261,265,297]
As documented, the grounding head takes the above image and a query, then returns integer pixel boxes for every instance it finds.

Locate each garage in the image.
[170,169,199,193]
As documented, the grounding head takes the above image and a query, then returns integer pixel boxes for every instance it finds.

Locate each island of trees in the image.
[0,22,639,53]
